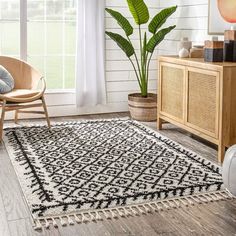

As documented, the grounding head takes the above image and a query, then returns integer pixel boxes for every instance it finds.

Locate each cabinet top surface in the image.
[159,56,236,69]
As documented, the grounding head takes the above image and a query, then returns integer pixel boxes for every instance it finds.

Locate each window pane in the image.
[46,56,63,90]
[0,0,20,57]
[65,22,76,54]
[1,22,20,55]
[28,56,45,76]
[47,22,63,54]
[28,22,45,55]
[64,56,75,89]
[27,0,77,90]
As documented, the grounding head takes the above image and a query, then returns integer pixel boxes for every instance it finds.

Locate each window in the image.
[0,0,20,57]
[0,0,77,91]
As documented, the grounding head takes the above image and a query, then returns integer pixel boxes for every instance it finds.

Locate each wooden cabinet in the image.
[158,56,236,163]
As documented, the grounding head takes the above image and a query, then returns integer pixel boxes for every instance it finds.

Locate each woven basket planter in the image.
[128,93,157,121]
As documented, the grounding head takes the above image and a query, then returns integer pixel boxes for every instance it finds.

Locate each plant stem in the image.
[127,37,141,80]
[139,25,147,97]
[146,52,154,85]
[128,57,142,89]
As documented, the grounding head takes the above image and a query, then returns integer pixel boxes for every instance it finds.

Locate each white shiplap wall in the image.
[105,0,210,107]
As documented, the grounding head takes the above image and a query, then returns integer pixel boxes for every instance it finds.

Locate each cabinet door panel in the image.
[186,68,219,138]
[160,63,185,122]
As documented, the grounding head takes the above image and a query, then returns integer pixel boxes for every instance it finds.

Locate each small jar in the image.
[178,37,192,52]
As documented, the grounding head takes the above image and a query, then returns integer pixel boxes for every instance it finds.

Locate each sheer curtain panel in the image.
[76,0,107,107]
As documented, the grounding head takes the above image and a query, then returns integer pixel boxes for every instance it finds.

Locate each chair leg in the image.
[41,96,51,128]
[14,110,18,124]
[0,100,6,141]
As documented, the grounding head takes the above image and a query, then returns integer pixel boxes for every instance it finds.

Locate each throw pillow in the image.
[0,65,14,94]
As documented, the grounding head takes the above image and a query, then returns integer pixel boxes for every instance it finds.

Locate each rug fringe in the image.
[33,189,233,230]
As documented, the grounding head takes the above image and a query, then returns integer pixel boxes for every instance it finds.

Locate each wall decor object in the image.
[208,0,236,35]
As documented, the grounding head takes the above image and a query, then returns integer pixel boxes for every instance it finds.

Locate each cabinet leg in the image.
[218,144,226,164]
[157,117,163,130]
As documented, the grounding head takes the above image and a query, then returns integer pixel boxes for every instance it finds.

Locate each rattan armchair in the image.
[0,56,51,140]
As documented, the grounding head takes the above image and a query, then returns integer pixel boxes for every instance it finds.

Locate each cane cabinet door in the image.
[186,67,220,138]
[159,62,185,123]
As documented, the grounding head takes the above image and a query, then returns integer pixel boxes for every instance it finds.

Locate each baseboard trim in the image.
[4,103,129,120]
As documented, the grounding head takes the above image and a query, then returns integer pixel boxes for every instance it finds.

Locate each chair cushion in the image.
[0,65,14,94]
[2,89,41,99]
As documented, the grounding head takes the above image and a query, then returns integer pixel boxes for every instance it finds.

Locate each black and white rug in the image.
[3,119,228,229]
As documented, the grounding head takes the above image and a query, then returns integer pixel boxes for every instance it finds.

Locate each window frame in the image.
[19,0,76,104]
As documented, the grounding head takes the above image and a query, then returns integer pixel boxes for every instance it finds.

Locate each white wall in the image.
[158,0,210,55]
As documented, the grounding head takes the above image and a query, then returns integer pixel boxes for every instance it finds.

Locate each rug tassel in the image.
[172,199,180,208]
[81,213,89,223]
[103,210,111,219]
[110,210,118,219]
[67,216,74,225]
[34,220,42,230]
[117,208,125,217]
[136,206,145,215]
[59,217,67,226]
[52,218,58,228]
[198,195,208,203]
[190,196,201,204]
[184,197,194,205]
[123,208,131,216]
[178,198,188,206]
[74,214,81,224]
[221,191,231,199]
[143,204,151,213]
[166,200,176,208]
[148,203,157,212]
[95,212,102,221]
[45,219,50,229]
[213,193,223,201]
[161,201,170,209]
[130,207,139,216]
[209,194,216,201]
[153,202,163,211]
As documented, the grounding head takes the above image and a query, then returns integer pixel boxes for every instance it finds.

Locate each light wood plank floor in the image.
[1,112,236,236]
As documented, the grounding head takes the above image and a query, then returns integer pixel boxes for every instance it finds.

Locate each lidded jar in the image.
[178,37,192,52]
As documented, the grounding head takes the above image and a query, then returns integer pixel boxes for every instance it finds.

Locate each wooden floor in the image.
[1,112,236,236]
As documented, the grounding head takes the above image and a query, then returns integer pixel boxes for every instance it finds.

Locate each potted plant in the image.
[106,0,177,121]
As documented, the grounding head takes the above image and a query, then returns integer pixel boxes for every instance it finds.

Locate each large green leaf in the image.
[142,32,147,62]
[147,25,176,53]
[126,0,149,25]
[148,6,177,34]
[105,8,133,36]
[106,31,135,57]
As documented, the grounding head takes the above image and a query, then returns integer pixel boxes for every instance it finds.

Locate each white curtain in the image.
[76,0,107,107]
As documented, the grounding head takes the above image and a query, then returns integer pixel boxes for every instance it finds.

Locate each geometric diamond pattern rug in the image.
[3,119,227,229]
